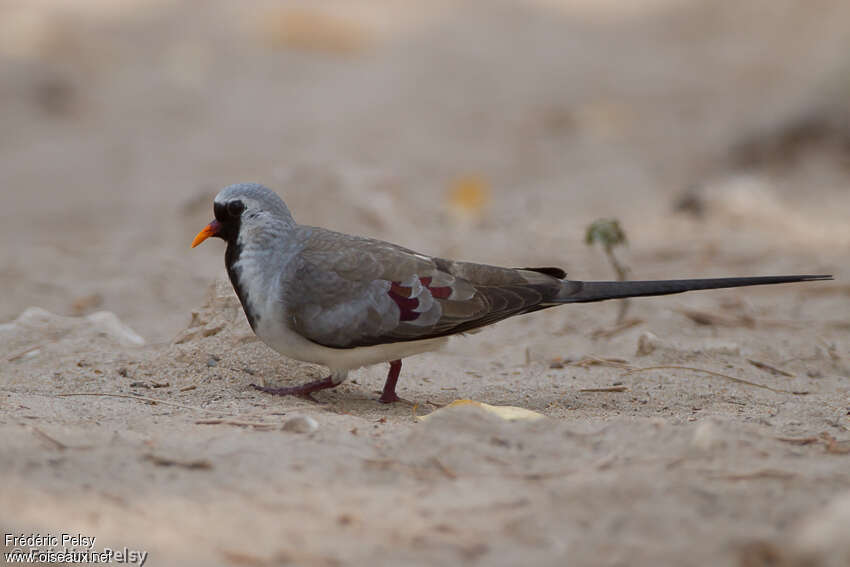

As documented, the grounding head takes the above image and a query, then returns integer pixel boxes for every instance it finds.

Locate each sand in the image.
[1,2,849,566]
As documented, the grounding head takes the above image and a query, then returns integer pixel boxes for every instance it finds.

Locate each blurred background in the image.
[2,0,848,340]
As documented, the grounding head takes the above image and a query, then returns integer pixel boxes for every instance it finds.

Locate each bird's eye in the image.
[226,201,245,217]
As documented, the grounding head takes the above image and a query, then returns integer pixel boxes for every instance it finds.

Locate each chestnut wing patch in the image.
[389,277,453,321]
[419,277,452,298]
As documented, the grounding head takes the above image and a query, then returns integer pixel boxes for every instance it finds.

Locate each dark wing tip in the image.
[557,274,834,304]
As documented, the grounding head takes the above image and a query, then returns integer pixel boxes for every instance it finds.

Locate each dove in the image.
[192,183,831,402]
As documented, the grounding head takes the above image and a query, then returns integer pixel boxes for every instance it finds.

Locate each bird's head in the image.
[191,183,294,248]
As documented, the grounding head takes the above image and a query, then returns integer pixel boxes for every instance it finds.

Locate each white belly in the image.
[255,316,448,371]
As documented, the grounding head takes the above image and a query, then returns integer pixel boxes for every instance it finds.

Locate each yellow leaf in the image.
[257,8,370,55]
[447,175,489,218]
[417,399,545,422]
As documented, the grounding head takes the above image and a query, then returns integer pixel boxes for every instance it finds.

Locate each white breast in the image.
[256,320,448,371]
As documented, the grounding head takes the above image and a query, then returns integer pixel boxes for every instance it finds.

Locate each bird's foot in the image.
[250,375,338,401]
[378,392,414,405]
[378,390,400,404]
[378,359,404,404]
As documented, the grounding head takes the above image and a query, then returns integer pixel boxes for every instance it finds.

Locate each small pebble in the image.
[691,421,726,451]
[636,331,661,356]
[70,293,103,316]
[792,491,850,564]
[282,415,319,434]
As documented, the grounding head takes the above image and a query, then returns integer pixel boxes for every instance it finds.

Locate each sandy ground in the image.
[2,1,850,566]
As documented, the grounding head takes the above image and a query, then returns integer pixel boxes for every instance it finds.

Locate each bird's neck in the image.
[224,238,259,330]
[224,222,297,332]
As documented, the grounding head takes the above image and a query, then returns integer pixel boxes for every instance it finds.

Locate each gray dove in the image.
[191,183,831,402]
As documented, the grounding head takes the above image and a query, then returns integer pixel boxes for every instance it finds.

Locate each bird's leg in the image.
[250,376,338,399]
[379,360,403,404]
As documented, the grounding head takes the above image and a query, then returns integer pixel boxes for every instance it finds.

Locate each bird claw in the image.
[378,392,400,404]
[377,392,414,405]
[249,378,335,404]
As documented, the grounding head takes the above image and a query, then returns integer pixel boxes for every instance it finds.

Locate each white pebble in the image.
[792,491,850,566]
[690,421,726,451]
[282,415,319,434]
[636,331,662,356]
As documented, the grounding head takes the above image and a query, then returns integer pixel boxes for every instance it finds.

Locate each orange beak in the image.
[191,220,221,248]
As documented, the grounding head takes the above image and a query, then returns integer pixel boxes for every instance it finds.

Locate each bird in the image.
[191,183,832,403]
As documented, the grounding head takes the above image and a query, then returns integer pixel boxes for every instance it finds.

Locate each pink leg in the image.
[379,360,403,404]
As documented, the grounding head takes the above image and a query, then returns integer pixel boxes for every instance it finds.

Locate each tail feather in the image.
[556,275,832,304]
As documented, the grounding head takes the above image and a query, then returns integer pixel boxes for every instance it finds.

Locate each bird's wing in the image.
[285,227,564,348]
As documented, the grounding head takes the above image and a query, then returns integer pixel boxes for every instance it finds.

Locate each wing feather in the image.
[287,228,563,348]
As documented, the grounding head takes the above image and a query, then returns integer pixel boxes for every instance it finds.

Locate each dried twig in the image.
[30,426,68,450]
[748,359,794,377]
[579,386,628,393]
[709,469,795,481]
[776,433,850,454]
[431,457,457,480]
[821,432,850,454]
[143,453,212,470]
[57,392,223,414]
[7,345,42,362]
[776,436,819,445]
[622,365,807,395]
[520,468,576,480]
[572,356,631,369]
[195,419,278,430]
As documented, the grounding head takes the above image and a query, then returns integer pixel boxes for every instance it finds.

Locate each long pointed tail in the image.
[556,275,832,304]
